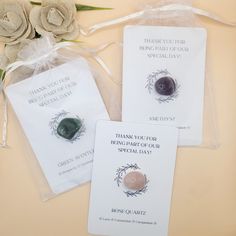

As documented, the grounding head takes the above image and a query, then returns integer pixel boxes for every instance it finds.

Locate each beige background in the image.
[0,0,236,235]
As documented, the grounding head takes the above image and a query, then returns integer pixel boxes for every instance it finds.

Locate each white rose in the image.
[0,0,35,45]
[30,0,80,41]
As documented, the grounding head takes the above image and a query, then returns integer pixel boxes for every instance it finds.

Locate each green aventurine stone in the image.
[57,118,82,140]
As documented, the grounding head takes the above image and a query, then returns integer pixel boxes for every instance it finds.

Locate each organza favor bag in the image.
[79,0,236,148]
[0,35,113,200]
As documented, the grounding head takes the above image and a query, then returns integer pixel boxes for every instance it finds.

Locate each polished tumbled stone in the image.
[155,76,176,96]
[57,118,82,140]
[123,171,146,191]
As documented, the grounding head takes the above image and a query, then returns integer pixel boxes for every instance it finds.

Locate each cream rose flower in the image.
[0,0,35,45]
[0,41,29,71]
[30,0,80,41]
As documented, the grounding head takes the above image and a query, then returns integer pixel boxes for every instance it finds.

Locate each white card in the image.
[122,25,207,146]
[88,121,178,236]
[5,58,109,194]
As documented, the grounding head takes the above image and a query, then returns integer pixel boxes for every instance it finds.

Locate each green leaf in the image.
[30,1,41,6]
[35,31,41,38]
[0,69,6,81]
[61,39,83,43]
[30,1,113,11]
[75,4,113,11]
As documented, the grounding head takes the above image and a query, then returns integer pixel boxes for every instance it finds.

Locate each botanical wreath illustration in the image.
[49,110,86,143]
[114,163,149,197]
[145,69,180,103]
